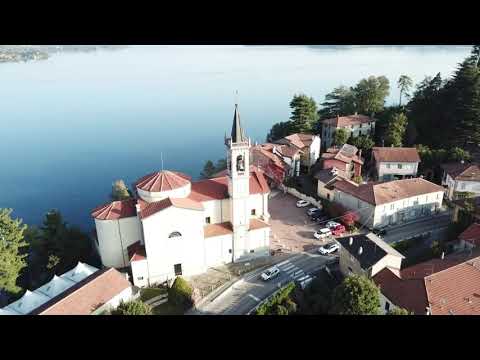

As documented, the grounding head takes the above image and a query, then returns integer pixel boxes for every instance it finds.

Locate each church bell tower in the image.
[225,103,251,262]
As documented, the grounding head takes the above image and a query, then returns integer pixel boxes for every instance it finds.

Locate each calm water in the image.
[0,45,471,230]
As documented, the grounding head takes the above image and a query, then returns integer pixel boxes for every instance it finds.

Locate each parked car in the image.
[314,228,332,239]
[318,242,339,255]
[307,207,322,216]
[372,227,387,237]
[312,214,328,222]
[261,266,280,281]
[326,221,341,229]
[331,224,346,236]
[296,200,310,208]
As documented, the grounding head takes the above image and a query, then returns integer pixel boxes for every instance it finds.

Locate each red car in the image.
[331,224,346,236]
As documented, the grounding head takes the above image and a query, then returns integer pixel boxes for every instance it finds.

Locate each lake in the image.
[0,45,471,230]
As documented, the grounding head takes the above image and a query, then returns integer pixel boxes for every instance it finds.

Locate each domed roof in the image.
[135,170,191,193]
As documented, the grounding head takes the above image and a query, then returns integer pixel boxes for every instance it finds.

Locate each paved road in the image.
[381,213,452,244]
[191,251,333,315]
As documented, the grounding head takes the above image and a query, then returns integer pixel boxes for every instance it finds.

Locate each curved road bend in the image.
[191,251,333,315]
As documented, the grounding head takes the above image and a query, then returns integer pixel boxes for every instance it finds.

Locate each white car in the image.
[314,228,332,239]
[318,242,340,255]
[307,207,322,216]
[296,200,310,208]
[261,266,280,281]
[326,221,341,229]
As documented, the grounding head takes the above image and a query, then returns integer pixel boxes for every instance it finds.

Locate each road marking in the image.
[281,264,295,271]
[277,259,290,267]
[292,271,305,279]
[248,294,261,302]
[285,267,299,275]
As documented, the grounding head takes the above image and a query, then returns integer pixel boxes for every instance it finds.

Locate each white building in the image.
[0,263,133,315]
[441,162,480,200]
[91,104,271,287]
[332,178,445,229]
[275,133,321,171]
[371,147,420,181]
[320,114,376,150]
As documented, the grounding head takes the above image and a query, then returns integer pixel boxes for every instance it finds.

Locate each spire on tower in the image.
[231,100,246,143]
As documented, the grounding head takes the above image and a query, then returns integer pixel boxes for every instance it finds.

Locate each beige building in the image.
[333,178,445,229]
[441,162,480,200]
[372,147,420,181]
[320,114,376,150]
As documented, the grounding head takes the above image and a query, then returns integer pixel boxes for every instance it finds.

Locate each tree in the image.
[387,307,412,315]
[111,180,130,201]
[341,211,360,230]
[289,94,319,133]
[215,159,227,172]
[398,75,413,106]
[331,274,381,315]
[353,176,363,185]
[319,86,357,119]
[111,299,152,315]
[353,76,390,114]
[385,113,408,147]
[349,134,375,153]
[334,128,350,147]
[448,147,472,162]
[200,160,216,179]
[266,121,292,142]
[168,276,193,310]
[0,209,29,295]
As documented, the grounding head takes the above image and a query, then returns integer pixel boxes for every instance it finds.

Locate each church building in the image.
[91,105,271,287]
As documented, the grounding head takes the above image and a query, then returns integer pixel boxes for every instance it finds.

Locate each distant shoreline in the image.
[0,45,129,64]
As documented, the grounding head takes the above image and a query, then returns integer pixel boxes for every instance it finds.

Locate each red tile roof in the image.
[283,133,315,149]
[189,170,270,202]
[91,198,137,220]
[127,241,146,262]
[249,218,270,231]
[135,170,191,192]
[334,178,444,205]
[373,250,480,315]
[441,163,480,181]
[459,223,480,247]
[322,144,363,165]
[322,114,376,127]
[372,147,421,163]
[33,268,131,315]
[139,197,204,220]
[204,222,233,238]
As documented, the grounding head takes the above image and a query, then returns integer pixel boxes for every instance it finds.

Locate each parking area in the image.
[269,193,333,253]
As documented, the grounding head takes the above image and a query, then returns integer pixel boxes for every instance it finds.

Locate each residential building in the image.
[275,133,321,171]
[250,143,293,182]
[0,263,133,315]
[373,250,480,315]
[456,223,480,251]
[91,104,271,288]
[320,113,376,150]
[371,147,420,181]
[313,143,363,201]
[441,162,480,200]
[337,233,404,279]
[452,196,480,223]
[333,178,445,229]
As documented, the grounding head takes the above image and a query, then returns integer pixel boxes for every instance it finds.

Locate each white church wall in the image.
[204,234,233,267]
[137,183,191,203]
[131,259,149,288]
[248,194,264,218]
[202,199,230,224]
[221,198,231,223]
[142,207,206,285]
[95,216,142,269]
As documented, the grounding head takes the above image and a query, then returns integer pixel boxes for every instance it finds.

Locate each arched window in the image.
[168,231,182,238]
[236,154,245,172]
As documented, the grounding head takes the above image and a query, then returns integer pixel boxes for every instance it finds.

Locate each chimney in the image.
[358,149,362,159]
[358,246,363,255]
[461,160,465,164]
[425,307,431,315]
[441,251,445,260]
[135,203,141,215]
[354,111,358,116]
[349,237,354,246]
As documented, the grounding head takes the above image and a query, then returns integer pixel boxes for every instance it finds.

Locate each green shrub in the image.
[275,304,289,315]
[168,276,194,310]
[110,299,152,315]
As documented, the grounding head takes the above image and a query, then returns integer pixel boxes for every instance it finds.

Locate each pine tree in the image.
[385,113,408,147]
[398,75,413,106]
[200,160,216,179]
[111,180,131,201]
[0,209,29,295]
[289,94,319,133]
[319,86,356,119]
